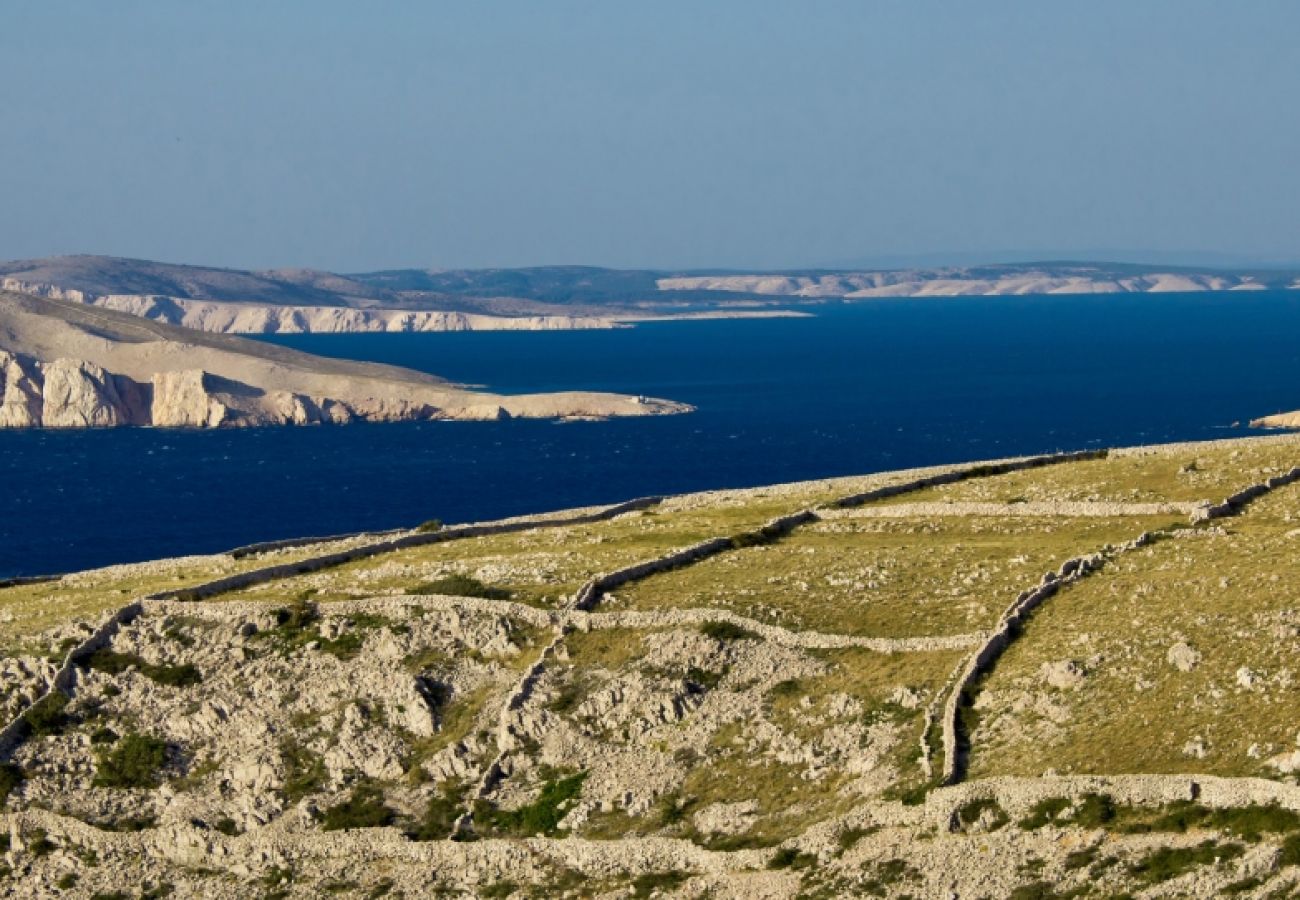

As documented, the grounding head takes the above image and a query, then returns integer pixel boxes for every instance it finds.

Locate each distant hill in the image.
[2,255,1296,334]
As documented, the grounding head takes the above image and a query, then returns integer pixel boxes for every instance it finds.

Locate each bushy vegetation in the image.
[698,621,757,642]
[279,737,327,802]
[415,518,444,533]
[22,690,71,736]
[92,732,168,788]
[0,763,23,804]
[406,787,464,841]
[85,649,201,687]
[407,574,509,600]
[1128,839,1243,884]
[954,798,1009,832]
[320,782,395,831]
[477,771,586,837]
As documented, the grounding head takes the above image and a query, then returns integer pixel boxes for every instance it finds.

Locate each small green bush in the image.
[22,691,71,736]
[275,598,320,631]
[56,873,78,890]
[767,847,815,869]
[90,726,119,745]
[407,791,463,841]
[1069,793,1117,828]
[320,783,395,831]
[280,738,327,802]
[699,621,757,642]
[85,649,201,688]
[0,763,23,804]
[1018,797,1071,830]
[212,818,242,836]
[93,732,168,788]
[631,871,691,896]
[955,798,1009,832]
[1278,832,1300,867]
[27,828,56,856]
[478,772,586,837]
[407,574,509,600]
[1129,839,1243,884]
[415,519,444,533]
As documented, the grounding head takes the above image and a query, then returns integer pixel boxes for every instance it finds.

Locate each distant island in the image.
[0,291,689,429]
[2,254,1296,335]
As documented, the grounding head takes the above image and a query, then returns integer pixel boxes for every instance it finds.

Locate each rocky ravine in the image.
[0,291,690,428]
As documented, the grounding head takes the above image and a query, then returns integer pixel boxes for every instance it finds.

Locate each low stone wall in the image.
[151,496,664,603]
[829,449,1107,509]
[571,537,734,611]
[925,774,1300,827]
[1192,466,1300,521]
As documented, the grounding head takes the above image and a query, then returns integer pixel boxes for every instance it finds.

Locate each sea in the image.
[4,291,1300,578]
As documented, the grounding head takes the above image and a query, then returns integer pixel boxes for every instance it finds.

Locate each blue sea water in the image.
[4,292,1300,578]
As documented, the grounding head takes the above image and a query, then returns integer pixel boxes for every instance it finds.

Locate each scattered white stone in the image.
[1166,642,1201,673]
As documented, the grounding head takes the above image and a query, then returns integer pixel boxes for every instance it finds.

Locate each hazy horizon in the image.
[2,2,1297,272]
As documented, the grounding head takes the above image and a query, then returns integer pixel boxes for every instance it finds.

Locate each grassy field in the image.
[613,514,1179,637]
[970,483,1300,779]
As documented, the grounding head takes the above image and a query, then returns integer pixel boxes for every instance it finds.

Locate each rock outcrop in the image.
[0,290,692,428]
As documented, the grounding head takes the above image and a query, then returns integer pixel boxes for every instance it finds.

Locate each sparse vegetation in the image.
[320,782,395,831]
[407,573,510,600]
[476,771,586,837]
[92,732,168,788]
[85,649,202,687]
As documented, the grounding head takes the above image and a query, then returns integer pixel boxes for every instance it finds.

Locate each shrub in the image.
[407,791,463,841]
[93,732,168,788]
[90,726,119,745]
[320,783,395,831]
[27,828,56,856]
[767,847,815,869]
[1278,832,1300,867]
[1018,796,1071,830]
[56,873,78,890]
[85,649,201,688]
[212,818,242,836]
[698,621,757,642]
[280,738,327,802]
[955,798,1009,832]
[275,598,320,631]
[1129,840,1243,884]
[0,763,23,804]
[408,574,509,600]
[1069,793,1117,828]
[22,691,71,736]
[415,519,444,533]
[631,872,691,896]
[478,772,586,837]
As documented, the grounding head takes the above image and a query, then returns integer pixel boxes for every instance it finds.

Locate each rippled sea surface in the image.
[5,292,1300,577]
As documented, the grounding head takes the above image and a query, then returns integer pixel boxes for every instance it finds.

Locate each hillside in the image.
[3,255,1297,335]
[4,435,1300,896]
[0,291,689,428]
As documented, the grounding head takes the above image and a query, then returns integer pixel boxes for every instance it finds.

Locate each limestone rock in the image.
[150,370,227,427]
[0,350,43,426]
[1040,659,1086,690]
[1166,641,1201,673]
[39,358,137,427]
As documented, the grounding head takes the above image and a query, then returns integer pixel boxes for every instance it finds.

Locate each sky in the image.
[0,1,1297,272]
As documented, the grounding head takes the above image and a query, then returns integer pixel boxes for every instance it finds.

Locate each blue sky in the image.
[1,1,1297,271]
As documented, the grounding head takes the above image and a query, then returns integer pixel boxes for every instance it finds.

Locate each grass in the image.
[616,513,1177,638]
[92,732,168,788]
[971,485,1300,778]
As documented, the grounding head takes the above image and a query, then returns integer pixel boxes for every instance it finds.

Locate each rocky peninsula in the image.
[0,291,690,428]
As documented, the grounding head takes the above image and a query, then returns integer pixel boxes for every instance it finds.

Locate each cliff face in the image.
[0,279,622,334]
[0,291,692,429]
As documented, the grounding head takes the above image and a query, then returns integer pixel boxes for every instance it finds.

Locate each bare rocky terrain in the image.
[0,290,688,428]
[5,436,1300,897]
[4,255,1297,336]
